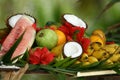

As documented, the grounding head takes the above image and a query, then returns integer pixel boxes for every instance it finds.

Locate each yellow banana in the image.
[80,53,88,62]
[105,59,113,65]
[92,49,106,59]
[102,44,119,54]
[92,29,106,43]
[109,54,120,62]
[88,56,98,63]
[51,44,64,57]
[87,46,94,56]
[82,61,90,66]
[90,42,102,50]
[90,34,105,48]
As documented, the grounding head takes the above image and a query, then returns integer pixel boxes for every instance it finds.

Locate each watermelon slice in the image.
[0,14,36,60]
[11,26,36,60]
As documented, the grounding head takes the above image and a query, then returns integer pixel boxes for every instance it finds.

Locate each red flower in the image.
[58,22,85,41]
[32,23,41,32]
[80,38,90,53]
[58,22,90,52]
[29,47,54,65]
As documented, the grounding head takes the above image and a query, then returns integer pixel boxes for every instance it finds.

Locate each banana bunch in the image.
[77,29,120,67]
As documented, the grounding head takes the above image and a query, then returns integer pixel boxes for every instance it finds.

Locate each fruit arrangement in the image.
[0,13,120,78]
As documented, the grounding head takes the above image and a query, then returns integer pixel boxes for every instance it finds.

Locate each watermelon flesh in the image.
[11,26,36,59]
[0,15,35,59]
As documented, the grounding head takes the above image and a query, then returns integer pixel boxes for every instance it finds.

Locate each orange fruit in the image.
[55,30,66,45]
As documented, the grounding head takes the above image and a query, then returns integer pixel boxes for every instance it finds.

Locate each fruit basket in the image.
[0,13,120,80]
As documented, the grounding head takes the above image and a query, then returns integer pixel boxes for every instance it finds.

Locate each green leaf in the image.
[69,62,83,69]
[61,58,78,68]
[19,49,29,62]
[75,62,100,71]
[113,67,120,74]
[98,63,119,70]
[28,64,40,71]
[96,0,120,19]
[40,64,76,75]
[1,32,24,64]
[53,57,71,67]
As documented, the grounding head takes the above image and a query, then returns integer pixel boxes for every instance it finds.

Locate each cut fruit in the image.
[7,13,35,28]
[11,26,36,60]
[0,14,36,58]
[63,42,83,58]
[63,14,87,28]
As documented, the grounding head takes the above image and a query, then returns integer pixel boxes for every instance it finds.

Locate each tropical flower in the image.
[58,22,90,53]
[29,47,54,65]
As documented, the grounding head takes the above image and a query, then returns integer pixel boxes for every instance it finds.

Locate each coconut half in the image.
[63,42,83,58]
[63,14,87,28]
[7,13,36,28]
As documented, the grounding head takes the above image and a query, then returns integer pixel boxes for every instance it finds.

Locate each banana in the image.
[105,44,119,49]
[80,53,88,62]
[102,44,119,54]
[91,42,102,50]
[75,60,81,64]
[88,56,98,63]
[90,35,105,49]
[109,54,120,62]
[92,29,106,43]
[105,59,114,65]
[92,49,106,59]
[82,61,90,66]
[115,47,120,54]
[51,44,64,57]
[87,46,94,56]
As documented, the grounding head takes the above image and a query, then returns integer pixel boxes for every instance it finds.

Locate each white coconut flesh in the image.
[8,14,35,28]
[64,42,83,58]
[63,14,86,28]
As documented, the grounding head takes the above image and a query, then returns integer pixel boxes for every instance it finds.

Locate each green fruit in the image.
[36,29,58,49]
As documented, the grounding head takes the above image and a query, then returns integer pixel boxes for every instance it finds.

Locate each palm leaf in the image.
[96,0,120,19]
[113,67,120,74]
[106,23,120,44]
[53,57,71,67]
[39,64,77,76]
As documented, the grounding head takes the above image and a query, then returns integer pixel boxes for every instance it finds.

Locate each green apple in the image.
[36,29,58,49]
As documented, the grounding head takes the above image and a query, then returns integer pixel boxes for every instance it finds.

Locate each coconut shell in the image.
[6,13,36,29]
[61,14,88,29]
[63,41,83,58]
